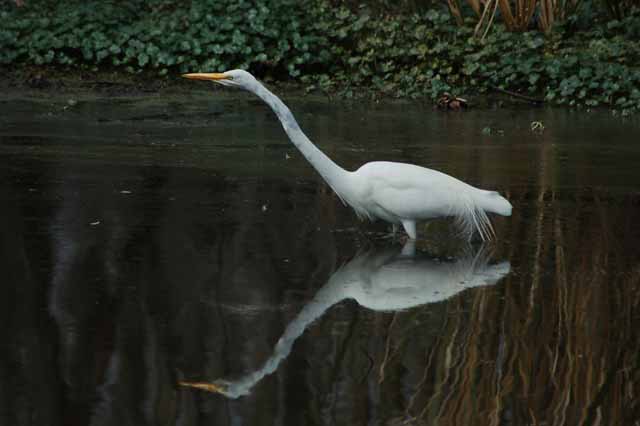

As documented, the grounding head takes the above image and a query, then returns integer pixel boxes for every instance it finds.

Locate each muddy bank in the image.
[0,65,540,111]
[0,65,308,100]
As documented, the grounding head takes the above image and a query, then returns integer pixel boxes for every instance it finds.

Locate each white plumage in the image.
[183,69,512,240]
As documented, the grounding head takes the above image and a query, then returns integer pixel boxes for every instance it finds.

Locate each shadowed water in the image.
[1,91,639,426]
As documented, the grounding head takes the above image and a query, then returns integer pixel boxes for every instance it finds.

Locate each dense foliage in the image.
[1,0,639,111]
[311,7,640,110]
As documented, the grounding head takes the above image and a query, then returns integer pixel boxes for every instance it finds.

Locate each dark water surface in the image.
[1,91,639,426]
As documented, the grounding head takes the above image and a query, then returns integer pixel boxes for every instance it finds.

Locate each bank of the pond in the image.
[0,64,545,112]
[1,1,639,111]
[0,65,307,101]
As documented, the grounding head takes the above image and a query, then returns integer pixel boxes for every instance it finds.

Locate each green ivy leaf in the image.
[138,53,149,66]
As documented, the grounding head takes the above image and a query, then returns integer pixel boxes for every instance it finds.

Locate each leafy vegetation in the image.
[1,0,639,111]
[0,0,323,76]
[309,7,640,110]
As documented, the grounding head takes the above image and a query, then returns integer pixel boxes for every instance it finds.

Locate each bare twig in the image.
[490,85,545,103]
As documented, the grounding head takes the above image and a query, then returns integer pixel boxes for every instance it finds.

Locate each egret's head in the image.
[182,69,258,91]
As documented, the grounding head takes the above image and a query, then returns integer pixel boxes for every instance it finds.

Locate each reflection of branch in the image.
[411,191,640,425]
[553,202,572,426]
[437,302,465,421]
[378,312,398,384]
[420,300,463,423]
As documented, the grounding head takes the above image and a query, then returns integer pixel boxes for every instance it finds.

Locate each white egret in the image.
[179,242,510,398]
[183,70,512,240]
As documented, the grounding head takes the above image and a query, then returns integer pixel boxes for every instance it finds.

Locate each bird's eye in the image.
[227,76,234,80]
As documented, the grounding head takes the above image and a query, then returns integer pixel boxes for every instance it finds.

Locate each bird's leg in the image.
[400,239,416,256]
[401,220,417,240]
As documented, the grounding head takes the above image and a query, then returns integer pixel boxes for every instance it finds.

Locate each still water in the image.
[1,91,639,426]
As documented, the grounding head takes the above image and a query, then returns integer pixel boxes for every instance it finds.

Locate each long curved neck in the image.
[222,281,347,398]
[252,82,351,200]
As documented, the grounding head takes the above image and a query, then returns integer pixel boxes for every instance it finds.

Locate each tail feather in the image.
[476,190,513,216]
[453,194,496,241]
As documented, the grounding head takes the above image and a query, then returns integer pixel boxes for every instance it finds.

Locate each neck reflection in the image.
[180,242,510,399]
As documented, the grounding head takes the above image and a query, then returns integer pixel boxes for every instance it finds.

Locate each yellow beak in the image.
[182,73,227,81]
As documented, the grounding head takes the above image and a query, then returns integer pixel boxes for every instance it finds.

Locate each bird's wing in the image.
[359,161,496,240]
[361,162,470,219]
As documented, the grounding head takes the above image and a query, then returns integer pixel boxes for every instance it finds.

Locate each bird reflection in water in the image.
[180,242,510,398]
